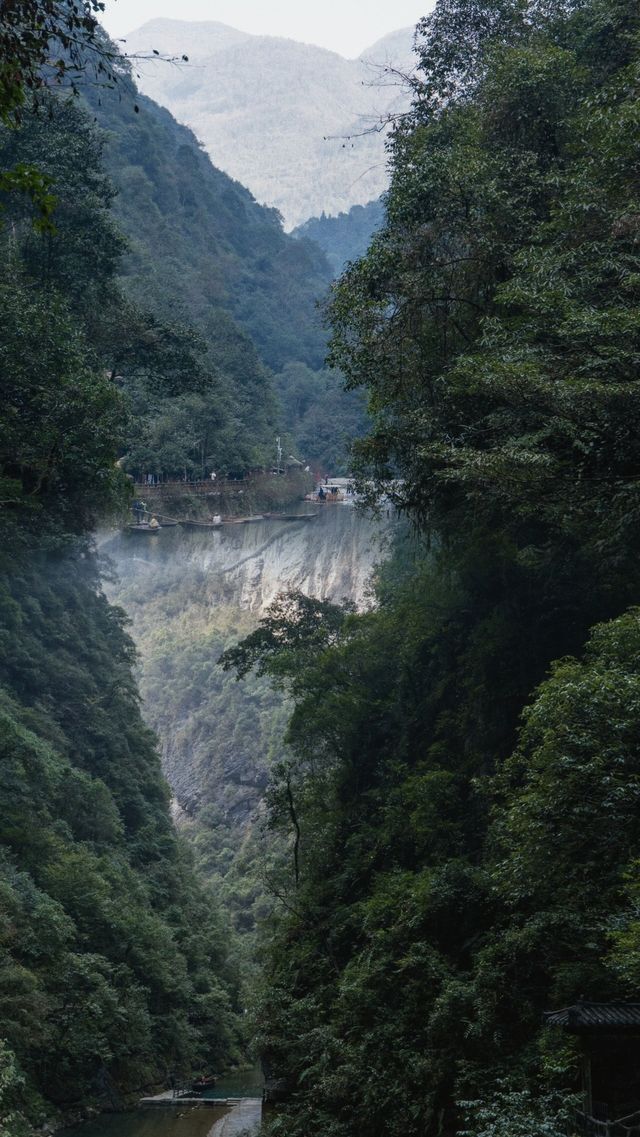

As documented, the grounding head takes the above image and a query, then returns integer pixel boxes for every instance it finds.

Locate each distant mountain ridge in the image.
[122,19,417,229]
[293,199,386,276]
[83,73,331,372]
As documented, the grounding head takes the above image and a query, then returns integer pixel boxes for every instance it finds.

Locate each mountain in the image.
[362,27,418,66]
[84,72,331,373]
[292,198,386,276]
[121,19,416,229]
[80,59,359,473]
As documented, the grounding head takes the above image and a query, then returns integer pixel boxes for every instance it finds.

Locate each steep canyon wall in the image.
[100,506,394,932]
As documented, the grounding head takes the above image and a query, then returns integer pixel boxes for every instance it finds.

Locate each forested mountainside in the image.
[292,199,386,276]
[82,52,369,475]
[122,19,414,228]
[0,58,244,1129]
[0,556,242,1125]
[1,44,368,478]
[220,0,640,1134]
[83,65,332,374]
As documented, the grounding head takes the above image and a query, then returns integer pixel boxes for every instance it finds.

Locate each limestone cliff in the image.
[101,508,395,934]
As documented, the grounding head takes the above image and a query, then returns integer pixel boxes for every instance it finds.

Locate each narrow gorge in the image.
[100,506,394,939]
[2,2,640,1136]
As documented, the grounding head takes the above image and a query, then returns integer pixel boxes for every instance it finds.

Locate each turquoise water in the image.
[202,1066,264,1100]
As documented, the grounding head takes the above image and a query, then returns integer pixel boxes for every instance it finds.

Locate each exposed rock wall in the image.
[100,507,395,931]
[104,505,390,614]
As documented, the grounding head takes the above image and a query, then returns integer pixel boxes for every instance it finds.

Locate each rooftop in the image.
[545,1002,640,1030]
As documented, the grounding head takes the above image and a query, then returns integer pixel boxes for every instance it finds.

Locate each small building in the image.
[545,1001,640,1130]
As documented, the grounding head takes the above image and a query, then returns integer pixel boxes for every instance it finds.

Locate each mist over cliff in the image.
[100,508,396,936]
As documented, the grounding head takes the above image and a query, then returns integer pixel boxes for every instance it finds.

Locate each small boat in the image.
[305,489,345,503]
[191,1075,216,1093]
[179,519,221,529]
[241,515,264,523]
[315,493,345,504]
[127,523,160,534]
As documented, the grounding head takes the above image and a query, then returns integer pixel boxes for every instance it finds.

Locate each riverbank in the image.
[132,470,313,523]
[56,1067,265,1137]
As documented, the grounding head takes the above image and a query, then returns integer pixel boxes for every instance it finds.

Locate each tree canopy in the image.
[223,2,640,1134]
[0,19,248,1130]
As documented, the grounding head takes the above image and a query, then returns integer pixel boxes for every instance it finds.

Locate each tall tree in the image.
[237,2,640,1134]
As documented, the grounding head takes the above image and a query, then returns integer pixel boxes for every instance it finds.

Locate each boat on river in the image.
[179,518,222,529]
[128,523,160,535]
[191,1074,217,1093]
[305,489,345,503]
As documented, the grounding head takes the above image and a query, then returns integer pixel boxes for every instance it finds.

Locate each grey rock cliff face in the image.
[102,509,395,850]
[122,19,416,229]
[155,507,389,612]
[105,506,390,615]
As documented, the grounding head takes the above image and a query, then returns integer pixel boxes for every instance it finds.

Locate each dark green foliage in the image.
[292,200,386,278]
[272,364,368,473]
[220,591,351,683]
[233,557,640,1137]
[329,0,640,578]
[0,94,225,524]
[0,1,106,126]
[0,98,126,316]
[0,273,127,539]
[0,554,241,1122]
[224,1,640,1134]
[227,558,501,1137]
[0,97,142,545]
[0,49,244,1131]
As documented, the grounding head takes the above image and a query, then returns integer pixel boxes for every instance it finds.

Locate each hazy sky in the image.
[101,1,434,58]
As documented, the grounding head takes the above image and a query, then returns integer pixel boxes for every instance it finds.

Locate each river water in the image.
[59,1069,265,1137]
[60,1107,229,1137]
[100,501,395,614]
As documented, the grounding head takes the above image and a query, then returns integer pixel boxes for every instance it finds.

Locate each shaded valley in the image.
[101,506,394,943]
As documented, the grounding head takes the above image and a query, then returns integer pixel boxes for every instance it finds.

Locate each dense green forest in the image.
[81,50,366,477]
[220,0,640,1134]
[292,199,385,277]
[0,16,245,1129]
[0,556,243,1128]
[1,31,364,485]
[3,0,640,1134]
